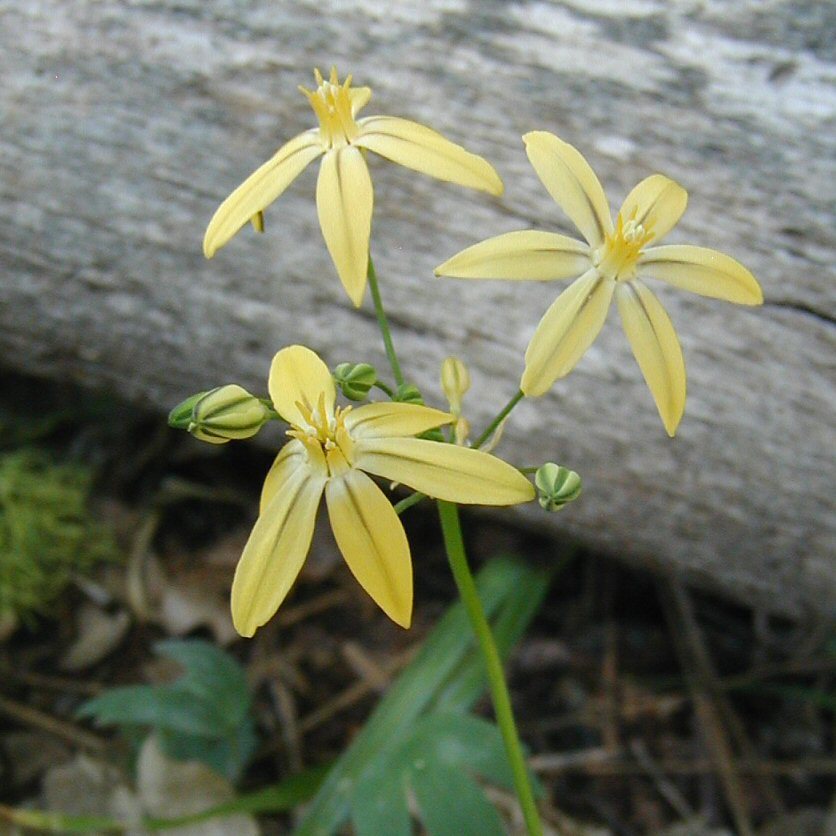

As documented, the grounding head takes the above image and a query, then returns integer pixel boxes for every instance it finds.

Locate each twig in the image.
[0,695,108,751]
[659,575,755,836]
[630,738,695,820]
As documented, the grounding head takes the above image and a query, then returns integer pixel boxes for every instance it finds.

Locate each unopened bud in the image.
[394,382,424,405]
[535,463,582,511]
[174,384,271,445]
[168,392,208,430]
[333,362,377,401]
[440,356,471,415]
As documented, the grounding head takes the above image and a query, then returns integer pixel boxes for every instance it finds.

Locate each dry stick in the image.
[0,695,108,752]
[600,569,621,756]
[658,574,755,836]
[630,739,695,821]
[668,577,786,815]
[529,752,836,776]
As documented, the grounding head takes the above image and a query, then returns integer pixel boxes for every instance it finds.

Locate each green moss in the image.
[0,449,120,623]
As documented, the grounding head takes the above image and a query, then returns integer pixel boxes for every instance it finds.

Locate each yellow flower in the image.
[204,68,503,307]
[436,131,763,436]
[231,345,533,637]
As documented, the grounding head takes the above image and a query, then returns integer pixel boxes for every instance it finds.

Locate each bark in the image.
[1,0,834,616]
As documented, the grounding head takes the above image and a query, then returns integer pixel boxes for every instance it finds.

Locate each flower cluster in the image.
[182,68,762,636]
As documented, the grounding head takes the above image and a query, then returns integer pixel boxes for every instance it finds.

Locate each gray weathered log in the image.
[1,1,834,617]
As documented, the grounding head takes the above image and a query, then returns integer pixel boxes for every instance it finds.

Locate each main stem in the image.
[366,256,405,388]
[437,500,543,836]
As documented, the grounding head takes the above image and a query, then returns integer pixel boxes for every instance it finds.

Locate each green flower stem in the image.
[372,380,395,398]
[366,256,405,387]
[394,491,426,515]
[436,499,543,836]
[473,389,525,449]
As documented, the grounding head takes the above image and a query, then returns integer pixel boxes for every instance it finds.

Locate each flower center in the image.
[287,392,354,476]
[593,211,654,281]
[300,67,359,150]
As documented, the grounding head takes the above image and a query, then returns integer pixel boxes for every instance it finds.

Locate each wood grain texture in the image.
[1,0,834,616]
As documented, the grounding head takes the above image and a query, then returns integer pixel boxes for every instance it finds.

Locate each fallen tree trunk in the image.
[1,1,834,617]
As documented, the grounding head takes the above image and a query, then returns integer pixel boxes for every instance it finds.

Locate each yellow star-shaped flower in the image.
[232,345,534,637]
[204,68,503,307]
[436,131,763,436]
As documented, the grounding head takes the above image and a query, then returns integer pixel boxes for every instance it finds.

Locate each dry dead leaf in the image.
[60,603,131,671]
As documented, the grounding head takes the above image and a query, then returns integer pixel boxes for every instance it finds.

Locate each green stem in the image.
[372,380,395,398]
[436,500,543,836]
[473,389,525,449]
[366,256,405,387]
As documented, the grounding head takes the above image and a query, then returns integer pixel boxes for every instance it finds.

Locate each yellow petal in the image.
[616,281,686,437]
[317,147,373,307]
[350,86,372,116]
[355,115,503,195]
[639,245,763,305]
[344,402,453,439]
[269,345,336,427]
[522,131,612,249]
[521,269,615,396]
[259,439,311,513]
[354,438,535,506]
[203,130,323,258]
[231,464,327,637]
[325,469,412,627]
[618,174,687,243]
[435,230,590,280]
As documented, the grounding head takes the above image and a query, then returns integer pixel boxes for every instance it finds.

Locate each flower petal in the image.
[350,86,372,116]
[259,439,309,513]
[355,115,503,195]
[616,281,686,437]
[522,131,613,249]
[435,230,590,280]
[231,464,327,637]
[325,469,412,627]
[354,438,535,506]
[521,269,615,396]
[618,174,687,243]
[317,147,373,307]
[203,130,323,258]
[344,402,453,439]
[639,245,763,305]
[269,345,337,427]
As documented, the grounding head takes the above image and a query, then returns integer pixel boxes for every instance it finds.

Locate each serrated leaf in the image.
[77,639,256,781]
[155,639,251,727]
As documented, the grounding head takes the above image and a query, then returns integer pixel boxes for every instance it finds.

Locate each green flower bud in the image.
[333,362,377,401]
[535,463,582,511]
[168,391,209,430]
[393,382,424,405]
[185,384,270,445]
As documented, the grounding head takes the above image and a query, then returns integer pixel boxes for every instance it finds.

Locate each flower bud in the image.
[181,385,270,445]
[440,356,470,415]
[333,362,377,401]
[394,382,424,405]
[168,392,208,430]
[535,463,582,511]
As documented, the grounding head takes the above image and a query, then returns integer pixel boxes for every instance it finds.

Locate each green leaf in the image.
[296,554,560,835]
[77,639,257,781]
[412,761,506,836]
[350,714,517,836]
